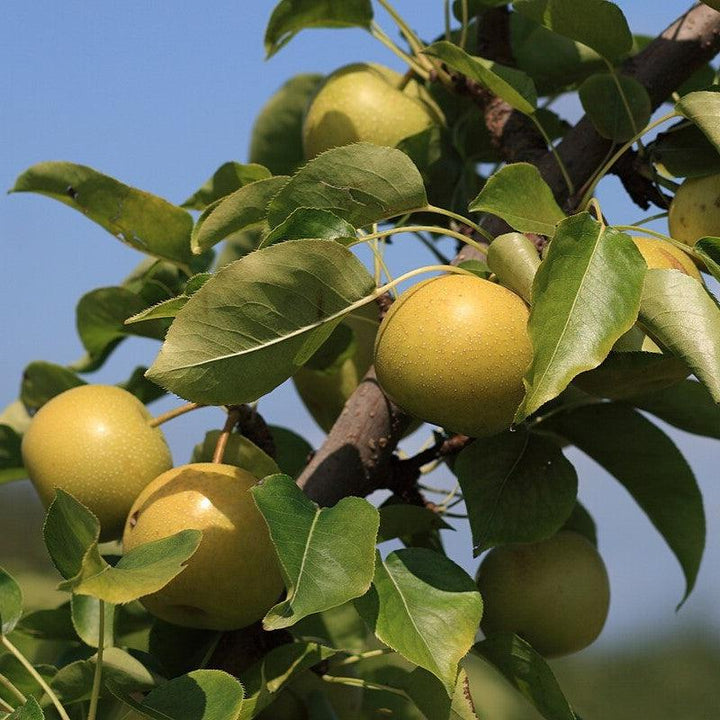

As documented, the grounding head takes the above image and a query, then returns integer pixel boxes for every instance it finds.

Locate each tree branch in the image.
[298,3,720,507]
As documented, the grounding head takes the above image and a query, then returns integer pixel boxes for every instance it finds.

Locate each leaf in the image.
[472,634,575,720]
[377,505,452,544]
[70,595,115,648]
[469,164,565,236]
[262,208,357,248]
[10,162,194,265]
[486,232,541,304]
[266,144,427,230]
[540,403,705,605]
[676,89,720,154]
[514,0,632,63]
[149,621,221,679]
[106,669,244,720]
[453,429,577,553]
[16,603,77,641]
[238,642,337,719]
[191,176,289,254]
[638,268,720,402]
[517,214,646,420]
[0,425,25,485]
[356,548,483,693]
[268,426,313,478]
[125,274,212,325]
[191,431,279,479]
[560,501,598,546]
[182,162,272,210]
[0,568,23,636]
[147,239,377,405]
[49,659,95,704]
[402,666,479,720]
[651,123,720,178]
[252,475,379,630]
[0,401,31,435]
[579,73,651,142]
[20,361,85,414]
[423,41,537,114]
[695,236,720,283]
[633,380,720,439]
[6,696,44,719]
[249,74,325,176]
[119,366,167,404]
[265,0,373,57]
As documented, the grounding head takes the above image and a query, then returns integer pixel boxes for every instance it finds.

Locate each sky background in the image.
[1,0,718,665]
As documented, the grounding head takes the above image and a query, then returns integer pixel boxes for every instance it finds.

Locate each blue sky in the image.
[1,0,719,656]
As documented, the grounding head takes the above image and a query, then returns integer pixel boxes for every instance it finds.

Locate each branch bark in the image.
[298,3,720,507]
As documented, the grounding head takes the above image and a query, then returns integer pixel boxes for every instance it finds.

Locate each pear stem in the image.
[149,402,205,428]
[87,601,105,720]
[212,407,242,464]
[320,674,408,698]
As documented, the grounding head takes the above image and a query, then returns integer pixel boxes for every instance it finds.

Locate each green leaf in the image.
[49,659,95,704]
[0,401,32,435]
[0,425,25,485]
[147,239,377,405]
[356,548,483,694]
[265,0,373,57]
[579,73,651,142]
[182,162,272,210]
[10,162,194,265]
[70,595,115,648]
[6,696,44,719]
[676,89,720,155]
[633,380,720,439]
[249,74,325,176]
[695,237,720,283]
[107,669,244,720]
[486,232,541,304]
[472,634,575,720]
[638,268,720,403]
[560,501,598,546]
[0,568,23,636]
[268,426,313,478]
[20,361,85,414]
[651,123,720,178]
[16,603,77,641]
[252,475,379,630]
[262,208,357,248]
[266,144,428,230]
[125,274,211,325]
[540,403,705,605]
[191,176,290,254]
[377,505,452,545]
[517,214,646,420]
[403,666,479,720]
[191,432,279,479]
[454,429,577,553]
[469,164,565,236]
[514,0,632,63]
[238,642,337,719]
[149,621,221,679]
[423,41,537,114]
[119,366,167,405]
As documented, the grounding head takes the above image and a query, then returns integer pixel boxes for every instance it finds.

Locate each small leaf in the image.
[540,403,705,604]
[423,41,537,114]
[633,380,720,439]
[472,634,575,720]
[377,505,452,545]
[470,164,565,236]
[265,0,373,57]
[6,696,44,719]
[402,666,479,720]
[119,366,167,405]
[182,162,272,210]
[191,176,290,254]
[0,568,23,635]
[149,621,221,679]
[268,426,313,478]
[356,548,483,694]
[266,144,428,230]
[16,603,77,641]
[147,239,377,405]
[560,501,598,546]
[514,0,632,63]
[517,214,646,420]
[579,73,651,142]
[106,669,244,720]
[695,236,720,283]
[20,362,85,414]
[10,162,194,265]
[125,274,211,325]
[191,431,279,479]
[638,268,720,402]
[49,659,95,704]
[70,595,115,648]
[454,429,577,553]
[0,425,25,485]
[249,74,325,176]
[676,89,720,155]
[252,475,379,630]
[486,232,541,304]
[262,208,356,248]
[651,123,720,178]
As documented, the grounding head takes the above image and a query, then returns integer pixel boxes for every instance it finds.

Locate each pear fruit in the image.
[668,173,720,250]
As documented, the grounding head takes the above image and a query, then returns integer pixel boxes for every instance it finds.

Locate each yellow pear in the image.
[668,173,720,250]
[631,235,702,280]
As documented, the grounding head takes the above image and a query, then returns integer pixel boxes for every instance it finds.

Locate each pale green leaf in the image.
[638,268,720,403]
[517,214,646,420]
[266,144,427,230]
[147,239,377,405]
[182,162,272,210]
[252,475,379,630]
[454,429,577,553]
[486,232,542,304]
[0,568,23,636]
[469,164,565,236]
[261,208,356,248]
[676,90,720,154]
[70,595,115,648]
[125,274,211,325]
[6,696,44,719]
[10,162,194,265]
